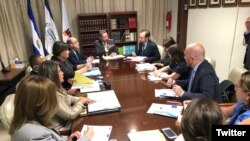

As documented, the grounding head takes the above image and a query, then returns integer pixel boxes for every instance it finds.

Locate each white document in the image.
[102,55,125,60]
[128,56,147,62]
[136,63,155,72]
[92,59,100,64]
[155,89,177,98]
[79,125,112,141]
[83,67,101,76]
[71,81,101,93]
[147,72,162,81]
[87,90,121,113]
[128,129,166,141]
[147,103,183,118]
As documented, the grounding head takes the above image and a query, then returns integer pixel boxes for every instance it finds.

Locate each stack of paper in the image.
[74,72,93,84]
[102,55,125,60]
[79,125,112,141]
[87,90,121,115]
[71,81,101,93]
[155,89,177,98]
[128,129,166,141]
[136,63,155,72]
[127,56,147,62]
[92,59,100,64]
[83,67,102,77]
[147,103,183,118]
[147,72,162,81]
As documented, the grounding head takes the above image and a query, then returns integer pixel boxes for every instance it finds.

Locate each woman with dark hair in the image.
[153,44,191,80]
[221,71,250,125]
[175,97,225,141]
[39,60,95,131]
[154,37,176,68]
[10,75,93,141]
[51,41,92,88]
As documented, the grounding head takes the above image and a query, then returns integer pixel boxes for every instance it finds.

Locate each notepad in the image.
[128,129,166,141]
[79,125,112,141]
[147,103,183,118]
[74,72,93,84]
[87,90,121,115]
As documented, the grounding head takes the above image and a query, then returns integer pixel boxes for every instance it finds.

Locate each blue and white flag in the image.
[27,0,46,56]
[45,0,60,54]
[62,0,72,42]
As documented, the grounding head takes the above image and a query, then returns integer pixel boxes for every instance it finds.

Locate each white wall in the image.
[187,7,250,81]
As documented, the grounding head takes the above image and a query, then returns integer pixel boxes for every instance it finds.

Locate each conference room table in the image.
[71,59,182,141]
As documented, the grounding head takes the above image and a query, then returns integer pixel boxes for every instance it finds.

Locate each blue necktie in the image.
[187,69,195,92]
[74,51,79,60]
[142,44,145,55]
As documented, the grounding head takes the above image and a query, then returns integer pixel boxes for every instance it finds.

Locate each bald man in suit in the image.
[166,43,222,103]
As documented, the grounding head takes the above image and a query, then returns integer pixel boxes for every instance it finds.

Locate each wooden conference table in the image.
[0,67,26,105]
[71,59,181,141]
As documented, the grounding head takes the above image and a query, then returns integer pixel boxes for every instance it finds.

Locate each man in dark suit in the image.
[166,43,222,103]
[28,54,45,75]
[132,29,160,63]
[67,37,93,65]
[94,30,117,58]
[244,17,250,70]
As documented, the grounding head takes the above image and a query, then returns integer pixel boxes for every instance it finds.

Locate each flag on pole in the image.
[27,0,46,56]
[62,0,72,42]
[45,0,60,54]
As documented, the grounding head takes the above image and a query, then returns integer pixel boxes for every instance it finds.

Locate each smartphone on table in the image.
[161,127,178,140]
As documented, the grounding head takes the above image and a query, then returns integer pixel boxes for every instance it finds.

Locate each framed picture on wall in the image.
[189,0,197,8]
[222,0,238,7]
[209,0,221,7]
[239,0,250,6]
[198,0,208,7]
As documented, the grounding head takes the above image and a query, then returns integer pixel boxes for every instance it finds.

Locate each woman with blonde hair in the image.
[9,75,93,141]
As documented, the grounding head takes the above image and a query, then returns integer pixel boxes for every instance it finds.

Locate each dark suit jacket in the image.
[136,40,160,63]
[68,49,87,65]
[94,39,117,58]
[176,60,222,103]
[244,32,250,69]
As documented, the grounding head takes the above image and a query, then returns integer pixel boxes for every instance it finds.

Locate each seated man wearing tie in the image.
[166,43,222,103]
[94,30,117,58]
[132,29,160,63]
[67,37,93,65]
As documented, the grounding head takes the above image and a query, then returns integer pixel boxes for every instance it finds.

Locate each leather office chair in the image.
[220,67,247,103]
[228,66,247,85]
[205,56,216,69]
[157,45,166,61]
[25,66,33,76]
[0,94,15,129]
